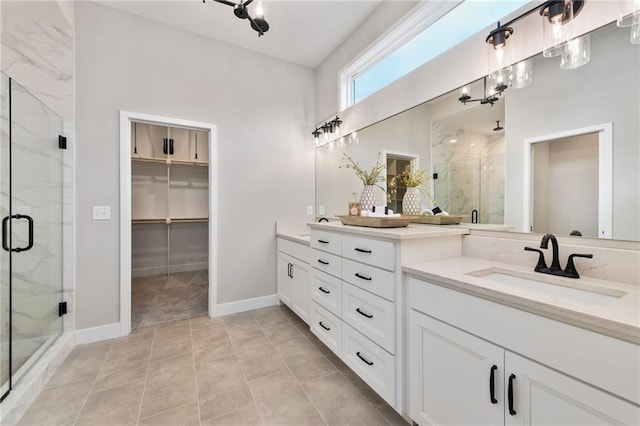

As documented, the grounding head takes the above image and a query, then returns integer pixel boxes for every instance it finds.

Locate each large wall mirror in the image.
[315,21,639,242]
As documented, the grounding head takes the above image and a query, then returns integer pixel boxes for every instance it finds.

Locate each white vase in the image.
[402,187,421,215]
[360,185,377,211]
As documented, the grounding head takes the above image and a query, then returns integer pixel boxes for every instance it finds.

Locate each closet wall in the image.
[131,122,209,277]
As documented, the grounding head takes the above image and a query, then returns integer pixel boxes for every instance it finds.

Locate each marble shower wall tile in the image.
[1,8,74,340]
[431,122,505,223]
[1,13,73,125]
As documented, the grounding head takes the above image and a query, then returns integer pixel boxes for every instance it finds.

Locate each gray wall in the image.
[75,2,315,330]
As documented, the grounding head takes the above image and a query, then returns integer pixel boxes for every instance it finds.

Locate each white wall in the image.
[74,2,315,330]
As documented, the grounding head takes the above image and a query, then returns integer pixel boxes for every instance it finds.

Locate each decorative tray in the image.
[405,215,468,225]
[337,215,411,228]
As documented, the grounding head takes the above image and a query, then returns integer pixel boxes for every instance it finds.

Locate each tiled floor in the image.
[17,305,409,426]
[131,271,208,329]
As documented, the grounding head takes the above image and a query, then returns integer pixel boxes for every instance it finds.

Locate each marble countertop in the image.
[404,257,640,344]
[308,221,469,240]
[276,231,310,245]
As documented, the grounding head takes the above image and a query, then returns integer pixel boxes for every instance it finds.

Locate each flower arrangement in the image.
[341,153,386,188]
[396,168,436,203]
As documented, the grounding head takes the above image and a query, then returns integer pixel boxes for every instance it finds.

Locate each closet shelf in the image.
[132,157,208,167]
[132,217,209,224]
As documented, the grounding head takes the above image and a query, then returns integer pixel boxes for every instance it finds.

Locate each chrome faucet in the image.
[524,233,593,279]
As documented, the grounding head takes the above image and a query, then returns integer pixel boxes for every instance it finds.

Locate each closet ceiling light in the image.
[204,0,269,37]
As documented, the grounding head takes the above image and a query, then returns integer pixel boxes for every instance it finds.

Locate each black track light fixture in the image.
[204,0,269,37]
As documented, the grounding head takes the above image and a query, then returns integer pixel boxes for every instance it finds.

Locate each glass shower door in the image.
[0,72,10,400]
[4,77,64,389]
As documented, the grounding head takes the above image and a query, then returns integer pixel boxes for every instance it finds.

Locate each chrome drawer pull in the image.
[356,351,374,366]
[356,308,373,319]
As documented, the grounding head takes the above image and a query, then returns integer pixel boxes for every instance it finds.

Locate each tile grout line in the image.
[222,316,267,426]
[71,339,117,425]
[188,318,203,425]
[251,308,329,426]
[134,326,157,426]
[280,305,395,426]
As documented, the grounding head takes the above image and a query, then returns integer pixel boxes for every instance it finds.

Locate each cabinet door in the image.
[409,310,504,426]
[277,253,293,306]
[505,352,640,426]
[133,122,167,160]
[167,127,190,161]
[191,130,209,164]
[291,260,310,324]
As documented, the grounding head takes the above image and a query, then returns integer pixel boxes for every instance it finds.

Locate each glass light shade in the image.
[489,67,511,91]
[632,22,640,43]
[560,34,590,70]
[617,0,640,27]
[509,59,533,89]
[255,0,265,18]
[541,1,574,58]
[487,45,511,77]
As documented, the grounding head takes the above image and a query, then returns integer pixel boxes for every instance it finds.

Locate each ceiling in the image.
[97,0,383,68]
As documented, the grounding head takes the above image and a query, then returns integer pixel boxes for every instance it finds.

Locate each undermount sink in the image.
[466,267,627,307]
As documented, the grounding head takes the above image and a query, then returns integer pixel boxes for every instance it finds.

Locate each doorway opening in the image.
[120,112,217,336]
[523,123,612,238]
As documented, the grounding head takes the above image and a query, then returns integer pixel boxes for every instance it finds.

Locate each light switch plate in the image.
[92,206,111,221]
[318,206,325,215]
[306,205,313,216]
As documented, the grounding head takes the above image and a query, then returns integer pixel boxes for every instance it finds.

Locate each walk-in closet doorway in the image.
[119,111,217,336]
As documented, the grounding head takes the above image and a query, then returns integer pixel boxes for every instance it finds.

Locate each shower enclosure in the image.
[0,72,64,401]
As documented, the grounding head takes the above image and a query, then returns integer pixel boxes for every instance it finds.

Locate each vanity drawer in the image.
[342,258,395,301]
[311,269,342,316]
[341,235,395,271]
[342,283,395,353]
[311,249,341,278]
[311,230,342,256]
[310,301,342,356]
[342,323,395,406]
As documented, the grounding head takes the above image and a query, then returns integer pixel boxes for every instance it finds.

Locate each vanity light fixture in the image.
[312,116,343,146]
[617,0,640,44]
[458,76,504,106]
[204,0,269,37]
[540,1,583,57]
[484,0,588,80]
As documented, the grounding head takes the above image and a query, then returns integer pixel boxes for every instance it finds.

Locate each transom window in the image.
[340,0,530,110]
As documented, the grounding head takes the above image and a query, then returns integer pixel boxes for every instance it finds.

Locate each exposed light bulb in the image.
[255,0,264,18]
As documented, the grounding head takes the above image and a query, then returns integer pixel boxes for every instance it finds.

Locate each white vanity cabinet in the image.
[276,237,310,324]
[310,229,399,405]
[408,277,640,425]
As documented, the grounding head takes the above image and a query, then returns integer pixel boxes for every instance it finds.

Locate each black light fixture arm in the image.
[205,0,269,37]
[492,1,584,34]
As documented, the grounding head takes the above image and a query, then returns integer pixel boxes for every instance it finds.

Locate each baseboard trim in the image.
[210,294,278,317]
[75,322,121,345]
